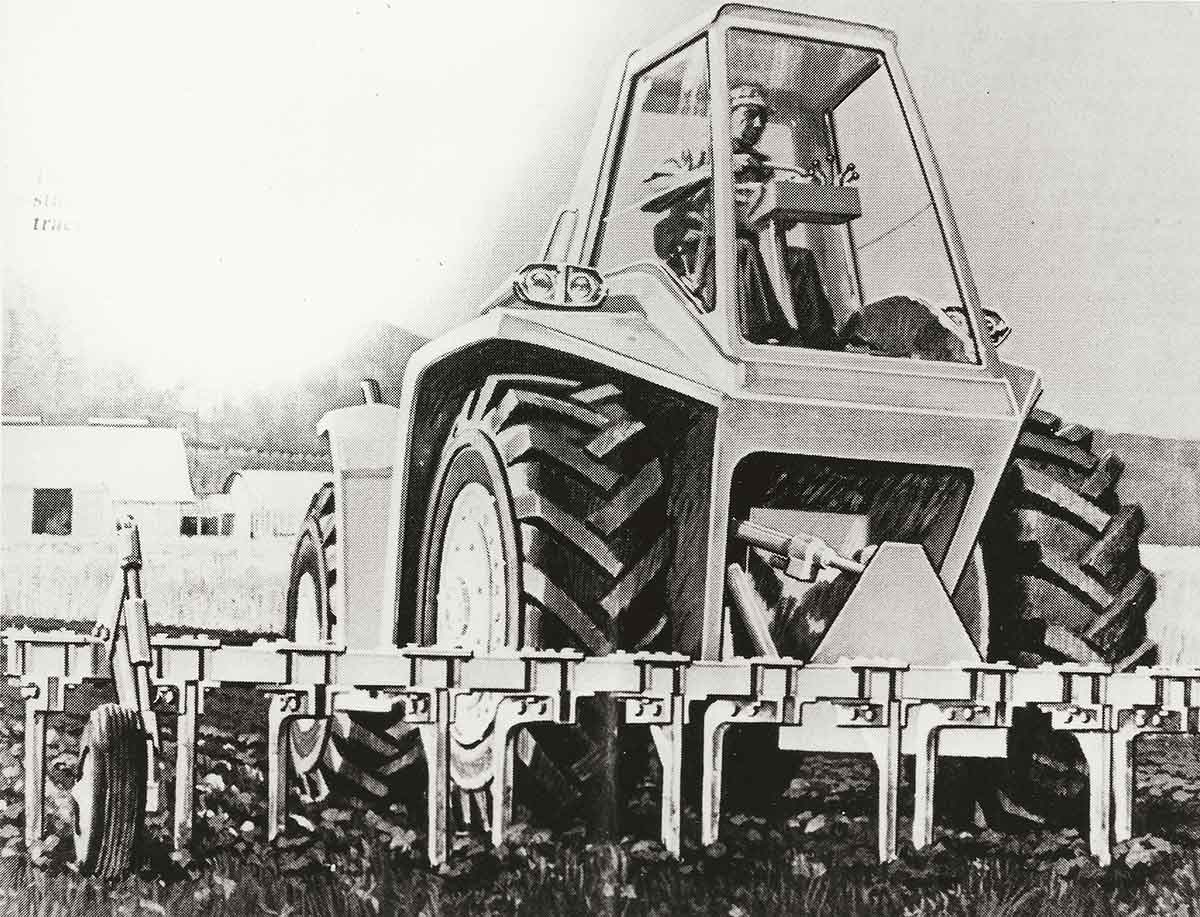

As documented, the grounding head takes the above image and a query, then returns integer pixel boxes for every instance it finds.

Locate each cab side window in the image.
[596,40,712,307]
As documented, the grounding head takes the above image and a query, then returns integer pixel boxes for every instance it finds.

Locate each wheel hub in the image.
[436,481,509,787]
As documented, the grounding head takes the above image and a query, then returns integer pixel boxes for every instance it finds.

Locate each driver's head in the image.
[730,83,770,147]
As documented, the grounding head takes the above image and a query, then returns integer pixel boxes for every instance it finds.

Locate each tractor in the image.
[282,4,1155,832]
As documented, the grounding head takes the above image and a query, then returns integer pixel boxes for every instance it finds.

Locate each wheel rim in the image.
[71,744,96,863]
[294,568,322,643]
[436,481,509,789]
[288,544,331,772]
[289,564,326,754]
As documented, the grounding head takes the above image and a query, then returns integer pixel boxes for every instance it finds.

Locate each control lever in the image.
[732,518,871,582]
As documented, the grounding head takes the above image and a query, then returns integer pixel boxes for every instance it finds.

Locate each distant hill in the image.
[2,306,183,423]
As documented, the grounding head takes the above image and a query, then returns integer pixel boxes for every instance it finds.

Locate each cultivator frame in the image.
[5,600,1199,872]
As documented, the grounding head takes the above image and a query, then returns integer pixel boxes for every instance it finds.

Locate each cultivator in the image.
[2,528,1195,876]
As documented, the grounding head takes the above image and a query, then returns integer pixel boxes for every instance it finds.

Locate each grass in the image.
[4,836,1200,917]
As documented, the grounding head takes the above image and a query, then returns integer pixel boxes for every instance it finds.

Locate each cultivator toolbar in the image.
[6,618,1200,873]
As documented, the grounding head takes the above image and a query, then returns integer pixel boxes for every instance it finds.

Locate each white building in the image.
[1,420,197,542]
[217,470,332,540]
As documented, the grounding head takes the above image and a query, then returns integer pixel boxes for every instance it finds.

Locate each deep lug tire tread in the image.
[988,412,1156,672]
[980,410,1157,826]
[74,703,147,878]
[425,373,669,822]
[284,487,423,803]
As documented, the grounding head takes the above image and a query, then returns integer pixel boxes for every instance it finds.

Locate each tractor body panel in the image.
[352,267,1031,658]
[318,4,1050,661]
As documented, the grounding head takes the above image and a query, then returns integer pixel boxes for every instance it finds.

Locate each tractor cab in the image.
[594,11,990,365]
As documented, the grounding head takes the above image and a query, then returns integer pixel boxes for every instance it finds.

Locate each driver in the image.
[649,84,836,348]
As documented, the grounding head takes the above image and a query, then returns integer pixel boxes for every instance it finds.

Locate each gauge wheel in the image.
[72,704,147,878]
[981,407,1156,825]
[417,374,669,829]
[284,484,424,801]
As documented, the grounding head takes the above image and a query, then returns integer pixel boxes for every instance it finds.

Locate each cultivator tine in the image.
[265,690,304,841]
[909,704,941,851]
[2,630,93,850]
[649,695,685,857]
[22,684,48,849]
[843,664,906,864]
[910,664,1015,851]
[700,657,804,846]
[1077,732,1115,865]
[701,699,741,846]
[1023,665,1114,864]
[869,699,902,863]
[488,651,583,849]
[173,682,200,850]
[399,645,474,866]
[1110,667,1200,842]
[617,653,690,856]
[418,690,453,867]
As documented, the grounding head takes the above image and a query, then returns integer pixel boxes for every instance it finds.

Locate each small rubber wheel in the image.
[72,704,148,878]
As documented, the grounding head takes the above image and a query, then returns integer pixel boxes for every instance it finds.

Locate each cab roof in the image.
[627,3,898,73]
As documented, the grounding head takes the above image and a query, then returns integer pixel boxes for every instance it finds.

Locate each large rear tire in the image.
[72,704,147,878]
[417,374,669,829]
[981,407,1156,824]
[284,484,423,802]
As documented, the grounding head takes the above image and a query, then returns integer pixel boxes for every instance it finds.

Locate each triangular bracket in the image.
[810,542,982,666]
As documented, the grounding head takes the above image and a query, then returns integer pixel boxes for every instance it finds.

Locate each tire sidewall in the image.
[285,518,331,644]
[284,506,334,772]
[74,725,105,869]
[417,426,524,650]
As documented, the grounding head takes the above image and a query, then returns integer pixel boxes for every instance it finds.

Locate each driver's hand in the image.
[733,181,763,208]
[732,152,758,175]
[733,181,765,226]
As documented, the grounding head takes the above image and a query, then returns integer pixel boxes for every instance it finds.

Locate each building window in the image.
[32,488,72,535]
[181,514,230,537]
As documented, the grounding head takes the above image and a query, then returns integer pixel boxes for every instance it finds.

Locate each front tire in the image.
[418,374,669,827]
[981,408,1156,825]
[284,484,423,802]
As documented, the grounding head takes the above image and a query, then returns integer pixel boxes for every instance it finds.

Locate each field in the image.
[3,677,1200,917]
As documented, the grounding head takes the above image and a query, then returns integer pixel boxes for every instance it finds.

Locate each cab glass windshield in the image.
[723,29,980,362]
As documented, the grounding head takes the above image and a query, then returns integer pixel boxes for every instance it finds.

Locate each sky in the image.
[4,1,1200,438]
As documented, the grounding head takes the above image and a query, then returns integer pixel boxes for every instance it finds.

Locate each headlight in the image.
[513,263,607,309]
[527,267,557,299]
[566,269,600,304]
[941,303,1012,349]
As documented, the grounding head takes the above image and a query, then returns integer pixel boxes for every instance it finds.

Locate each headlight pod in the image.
[942,303,1012,348]
[513,263,607,309]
